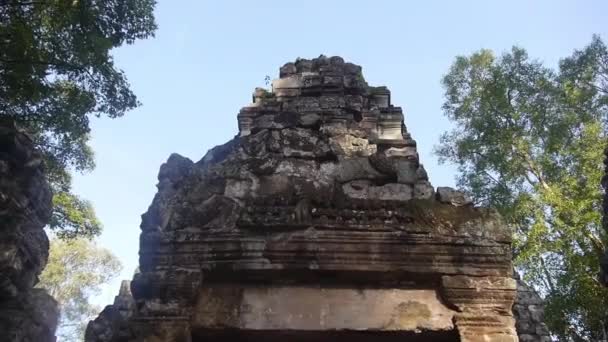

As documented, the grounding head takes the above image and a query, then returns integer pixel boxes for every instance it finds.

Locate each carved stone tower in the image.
[86,56,536,342]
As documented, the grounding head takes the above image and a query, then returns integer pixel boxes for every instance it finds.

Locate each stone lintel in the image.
[191,285,456,332]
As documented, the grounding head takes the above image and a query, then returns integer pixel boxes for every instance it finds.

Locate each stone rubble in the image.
[512,276,551,342]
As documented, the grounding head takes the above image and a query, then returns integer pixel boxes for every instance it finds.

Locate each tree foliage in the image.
[37,238,122,341]
[436,35,608,341]
[0,0,157,238]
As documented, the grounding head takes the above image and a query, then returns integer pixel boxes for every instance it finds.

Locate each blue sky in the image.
[75,0,608,306]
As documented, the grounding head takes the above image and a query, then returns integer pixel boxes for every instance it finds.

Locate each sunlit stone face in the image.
[192,285,456,332]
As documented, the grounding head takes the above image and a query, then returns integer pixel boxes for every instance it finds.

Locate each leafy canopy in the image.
[436,36,607,341]
[0,0,157,238]
[37,238,122,341]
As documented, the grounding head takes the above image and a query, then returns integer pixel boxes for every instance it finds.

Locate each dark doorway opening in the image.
[192,329,461,342]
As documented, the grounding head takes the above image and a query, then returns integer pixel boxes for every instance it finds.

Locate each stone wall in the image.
[0,119,58,341]
[85,280,134,342]
[513,277,551,342]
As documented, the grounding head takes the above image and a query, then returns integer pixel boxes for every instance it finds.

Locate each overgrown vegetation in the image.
[436,35,608,341]
[0,0,157,338]
[0,0,157,238]
[37,238,122,341]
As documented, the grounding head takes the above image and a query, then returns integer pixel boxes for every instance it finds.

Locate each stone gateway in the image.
[86,56,549,342]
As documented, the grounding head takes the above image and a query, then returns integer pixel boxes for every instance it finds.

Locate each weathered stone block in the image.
[333,158,385,183]
[414,181,434,199]
[192,285,456,332]
[436,186,473,206]
[329,134,376,157]
[342,180,413,201]
[395,159,418,184]
[279,62,296,77]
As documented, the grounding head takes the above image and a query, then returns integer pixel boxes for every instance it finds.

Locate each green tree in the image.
[0,0,157,239]
[38,238,122,341]
[436,36,608,341]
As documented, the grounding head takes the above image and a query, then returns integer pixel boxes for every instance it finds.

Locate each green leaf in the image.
[37,238,122,341]
[436,36,608,340]
[0,0,157,239]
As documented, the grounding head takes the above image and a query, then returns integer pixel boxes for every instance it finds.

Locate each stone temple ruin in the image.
[85,56,551,342]
[0,120,58,341]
